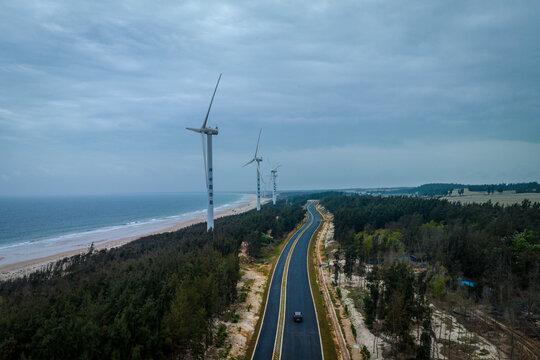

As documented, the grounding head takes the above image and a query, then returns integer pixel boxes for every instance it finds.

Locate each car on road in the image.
[293,311,303,322]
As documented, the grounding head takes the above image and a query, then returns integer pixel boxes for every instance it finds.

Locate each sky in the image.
[1,0,539,196]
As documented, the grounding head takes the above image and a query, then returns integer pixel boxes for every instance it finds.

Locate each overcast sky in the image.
[1,1,539,196]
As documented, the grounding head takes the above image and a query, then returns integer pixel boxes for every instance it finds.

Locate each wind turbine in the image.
[263,174,271,198]
[271,165,280,205]
[186,73,221,231]
[243,129,263,211]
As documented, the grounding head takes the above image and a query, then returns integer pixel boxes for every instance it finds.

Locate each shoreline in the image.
[0,196,270,281]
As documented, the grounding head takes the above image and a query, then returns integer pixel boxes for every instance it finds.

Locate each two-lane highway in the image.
[252,201,323,360]
[281,201,323,359]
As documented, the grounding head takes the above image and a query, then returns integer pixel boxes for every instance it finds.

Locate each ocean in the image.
[0,192,251,267]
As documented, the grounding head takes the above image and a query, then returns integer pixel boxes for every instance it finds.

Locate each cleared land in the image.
[442,191,540,206]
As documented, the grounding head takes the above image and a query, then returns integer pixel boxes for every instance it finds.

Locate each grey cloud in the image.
[0,0,539,195]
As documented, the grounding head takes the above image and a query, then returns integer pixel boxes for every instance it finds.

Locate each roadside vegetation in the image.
[0,202,304,360]
[308,215,339,360]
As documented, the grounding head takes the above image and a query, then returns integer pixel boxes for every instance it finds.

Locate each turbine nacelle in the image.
[243,157,262,167]
[186,126,219,135]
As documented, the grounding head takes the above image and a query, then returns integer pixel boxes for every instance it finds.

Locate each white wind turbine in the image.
[271,165,280,205]
[263,174,271,198]
[243,129,263,211]
[186,74,222,231]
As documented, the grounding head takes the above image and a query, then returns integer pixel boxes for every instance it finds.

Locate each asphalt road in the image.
[252,201,322,360]
[282,201,322,359]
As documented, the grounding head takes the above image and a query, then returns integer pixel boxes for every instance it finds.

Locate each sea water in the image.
[0,192,250,267]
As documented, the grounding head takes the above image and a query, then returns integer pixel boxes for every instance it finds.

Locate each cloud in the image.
[0,0,539,195]
[261,139,540,189]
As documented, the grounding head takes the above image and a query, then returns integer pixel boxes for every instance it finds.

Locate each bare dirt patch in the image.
[442,191,540,206]
[430,307,499,359]
[316,208,389,359]
[211,242,269,359]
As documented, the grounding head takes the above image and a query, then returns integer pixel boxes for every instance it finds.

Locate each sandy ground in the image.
[326,261,502,359]
[442,191,540,206]
[0,196,269,281]
[215,241,269,359]
[327,261,500,359]
[315,216,353,360]
[321,220,389,359]
[430,308,499,359]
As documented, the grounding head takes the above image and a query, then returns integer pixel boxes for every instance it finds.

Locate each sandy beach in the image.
[0,196,270,281]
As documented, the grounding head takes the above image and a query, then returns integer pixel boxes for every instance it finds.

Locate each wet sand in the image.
[0,197,270,281]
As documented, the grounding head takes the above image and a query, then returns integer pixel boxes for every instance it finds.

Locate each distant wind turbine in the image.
[263,174,271,198]
[243,129,263,211]
[271,165,280,205]
[186,73,222,231]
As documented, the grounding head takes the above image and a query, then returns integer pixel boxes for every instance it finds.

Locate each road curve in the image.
[252,201,322,360]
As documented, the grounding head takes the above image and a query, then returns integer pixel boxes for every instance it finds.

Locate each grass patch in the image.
[215,324,228,348]
[439,338,479,358]
[308,213,339,360]
[238,278,255,303]
[347,287,367,312]
[231,309,240,323]
[261,234,273,246]
[258,242,282,260]
[258,222,304,260]
[351,323,357,338]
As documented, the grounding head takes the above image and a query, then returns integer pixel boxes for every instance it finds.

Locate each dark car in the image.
[293,311,303,322]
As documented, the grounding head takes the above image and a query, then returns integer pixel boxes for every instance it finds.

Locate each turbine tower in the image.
[271,166,280,205]
[186,73,222,231]
[243,129,263,211]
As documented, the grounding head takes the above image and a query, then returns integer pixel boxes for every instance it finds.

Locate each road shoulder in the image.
[309,204,340,360]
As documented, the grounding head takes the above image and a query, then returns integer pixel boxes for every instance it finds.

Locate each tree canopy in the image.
[0,201,304,360]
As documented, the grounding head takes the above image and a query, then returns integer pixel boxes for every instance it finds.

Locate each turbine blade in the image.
[243,159,255,167]
[187,127,203,133]
[254,128,262,157]
[201,134,208,188]
[202,73,222,128]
